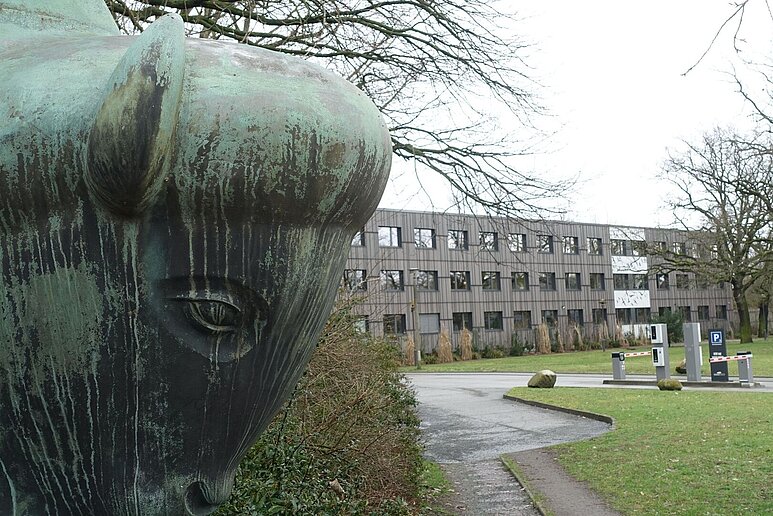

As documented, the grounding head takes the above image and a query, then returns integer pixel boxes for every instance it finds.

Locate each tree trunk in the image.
[758,302,769,339]
[732,285,753,343]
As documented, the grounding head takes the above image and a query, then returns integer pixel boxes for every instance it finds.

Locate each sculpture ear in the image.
[86,14,185,217]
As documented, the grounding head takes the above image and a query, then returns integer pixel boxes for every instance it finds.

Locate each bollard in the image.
[611,352,626,380]
[737,351,754,383]
[683,323,702,382]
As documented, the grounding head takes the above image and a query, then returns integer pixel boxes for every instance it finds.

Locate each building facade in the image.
[344,209,735,352]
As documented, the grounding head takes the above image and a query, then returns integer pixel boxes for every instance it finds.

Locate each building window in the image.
[351,228,365,246]
[507,233,527,252]
[631,240,647,256]
[342,269,367,291]
[513,310,531,329]
[452,312,473,331]
[484,311,503,330]
[587,237,602,255]
[676,274,689,289]
[567,309,584,325]
[565,272,581,291]
[383,314,406,334]
[679,306,692,322]
[656,273,669,290]
[614,274,647,290]
[482,271,501,290]
[611,239,626,256]
[448,229,469,250]
[379,270,404,291]
[672,242,687,255]
[353,317,369,333]
[537,234,553,253]
[419,313,441,334]
[378,226,401,247]
[512,272,529,291]
[592,308,607,324]
[538,272,556,291]
[415,270,438,291]
[542,310,558,326]
[589,272,605,290]
[635,308,651,323]
[658,306,671,318]
[480,231,498,251]
[716,305,728,320]
[698,305,710,321]
[563,236,579,254]
[414,228,436,249]
[653,241,667,253]
[696,274,709,289]
[450,271,470,290]
[613,274,628,290]
[616,308,632,324]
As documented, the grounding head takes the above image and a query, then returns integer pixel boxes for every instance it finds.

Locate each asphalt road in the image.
[405,373,612,463]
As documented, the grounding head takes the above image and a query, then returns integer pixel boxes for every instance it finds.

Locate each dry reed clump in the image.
[637,330,649,347]
[615,323,629,348]
[572,324,585,351]
[459,329,473,360]
[437,331,453,363]
[536,324,551,354]
[556,327,565,353]
[404,337,415,366]
[597,322,610,348]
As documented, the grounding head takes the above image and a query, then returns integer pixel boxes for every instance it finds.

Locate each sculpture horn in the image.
[86,14,185,217]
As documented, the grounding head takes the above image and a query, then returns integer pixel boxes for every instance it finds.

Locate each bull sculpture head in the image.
[0,1,391,514]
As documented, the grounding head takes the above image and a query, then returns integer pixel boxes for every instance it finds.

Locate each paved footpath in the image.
[407,373,613,515]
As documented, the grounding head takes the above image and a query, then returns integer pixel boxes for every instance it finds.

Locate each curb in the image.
[602,379,763,388]
[503,395,614,425]
[500,455,551,516]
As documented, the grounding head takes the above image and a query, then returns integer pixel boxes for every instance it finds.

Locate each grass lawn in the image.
[507,387,773,515]
[410,339,773,377]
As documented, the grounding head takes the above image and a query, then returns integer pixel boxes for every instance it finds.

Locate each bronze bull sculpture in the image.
[0,1,391,513]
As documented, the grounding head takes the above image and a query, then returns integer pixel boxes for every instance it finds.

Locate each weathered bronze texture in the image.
[0,1,391,514]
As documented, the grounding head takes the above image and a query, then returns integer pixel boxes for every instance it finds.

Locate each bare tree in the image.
[104,0,571,218]
[655,127,773,343]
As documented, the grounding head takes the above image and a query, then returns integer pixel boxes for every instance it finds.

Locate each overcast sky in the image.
[378,1,773,228]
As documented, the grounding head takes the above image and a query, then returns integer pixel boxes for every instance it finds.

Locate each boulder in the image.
[657,379,683,391]
[528,370,557,388]
[675,359,687,374]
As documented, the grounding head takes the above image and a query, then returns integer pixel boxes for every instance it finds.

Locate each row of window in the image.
[359,227,694,258]
[376,304,729,335]
[343,269,720,293]
[359,226,604,255]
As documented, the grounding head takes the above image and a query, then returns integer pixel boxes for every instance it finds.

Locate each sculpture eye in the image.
[183,299,240,334]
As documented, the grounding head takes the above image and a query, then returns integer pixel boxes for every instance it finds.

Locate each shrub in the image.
[218,305,423,515]
[510,334,525,356]
[657,379,683,391]
[422,353,439,365]
[651,311,684,343]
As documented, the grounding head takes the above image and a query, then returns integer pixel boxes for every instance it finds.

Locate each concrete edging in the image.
[602,379,763,388]
[499,455,550,516]
[503,394,615,425]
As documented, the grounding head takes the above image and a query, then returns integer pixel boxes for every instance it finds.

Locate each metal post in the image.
[611,352,626,380]
[737,351,754,383]
[683,323,702,382]
[410,268,421,369]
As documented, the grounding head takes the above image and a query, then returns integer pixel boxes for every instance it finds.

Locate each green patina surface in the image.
[0,1,391,513]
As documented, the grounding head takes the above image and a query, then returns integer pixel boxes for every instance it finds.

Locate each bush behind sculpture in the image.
[217,304,423,515]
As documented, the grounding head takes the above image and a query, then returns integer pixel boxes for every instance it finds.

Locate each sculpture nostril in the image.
[184,481,220,516]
